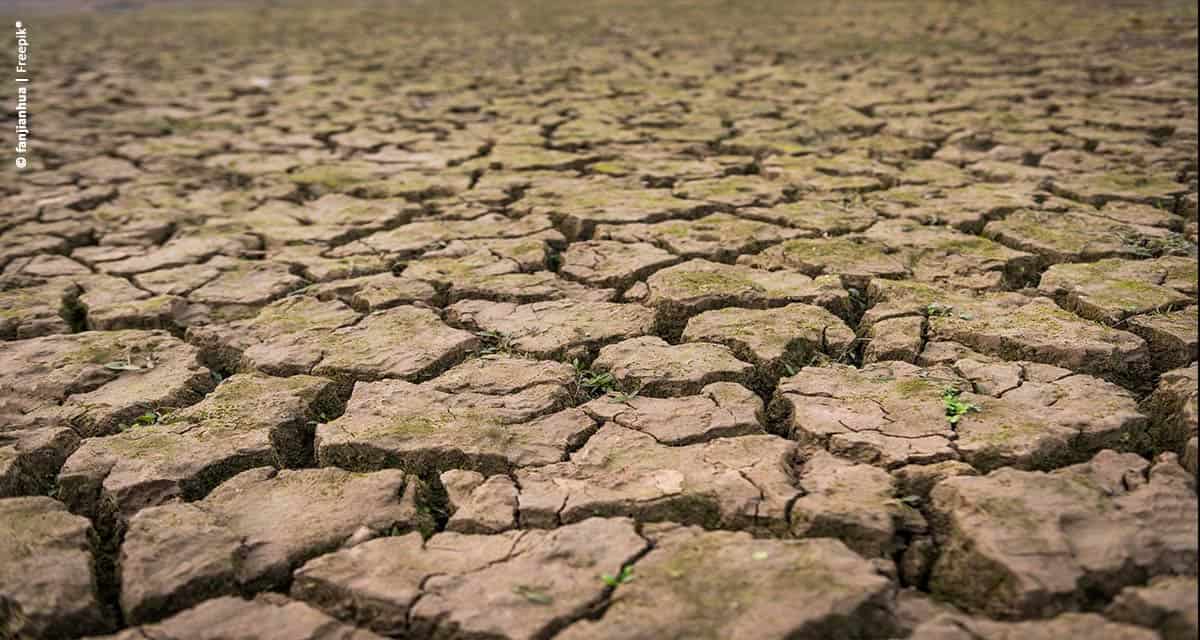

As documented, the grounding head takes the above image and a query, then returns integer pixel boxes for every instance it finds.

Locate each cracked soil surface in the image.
[1,0,1198,638]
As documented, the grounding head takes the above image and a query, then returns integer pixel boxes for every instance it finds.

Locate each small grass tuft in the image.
[941,387,980,425]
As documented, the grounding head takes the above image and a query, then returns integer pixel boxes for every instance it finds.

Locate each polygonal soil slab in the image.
[1125,305,1198,371]
[556,525,897,640]
[94,595,384,640]
[1038,256,1196,324]
[0,330,215,437]
[188,298,476,382]
[440,470,520,533]
[57,374,341,522]
[558,240,679,290]
[0,277,79,339]
[316,375,593,475]
[928,296,1149,380]
[292,518,647,639]
[515,425,799,533]
[445,298,655,360]
[1140,364,1199,469]
[402,249,611,304]
[0,426,79,497]
[788,449,920,557]
[517,182,712,240]
[580,382,763,445]
[304,271,439,312]
[329,214,555,260]
[682,303,856,384]
[983,209,1190,265]
[591,336,753,397]
[594,213,806,262]
[910,612,1158,640]
[927,451,1197,618]
[117,467,430,624]
[737,236,909,288]
[1105,576,1198,640]
[639,258,849,337]
[736,200,879,235]
[862,219,1039,290]
[1049,171,1188,207]
[0,497,111,639]
[769,360,1146,471]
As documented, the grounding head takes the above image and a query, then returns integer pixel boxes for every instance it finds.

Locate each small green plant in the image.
[601,565,634,588]
[573,359,617,399]
[925,302,954,317]
[121,410,164,431]
[475,330,515,356]
[941,387,979,425]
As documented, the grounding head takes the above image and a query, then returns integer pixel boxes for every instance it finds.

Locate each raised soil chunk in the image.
[1038,256,1196,324]
[0,277,79,339]
[591,336,753,397]
[316,379,594,475]
[93,595,385,640]
[580,382,763,445]
[558,240,679,290]
[909,612,1159,640]
[768,360,1146,471]
[402,249,611,304]
[518,182,712,241]
[1049,171,1188,207]
[927,296,1149,380]
[983,209,1190,265]
[0,330,215,437]
[789,449,922,557]
[304,272,439,312]
[0,496,111,639]
[57,374,341,522]
[291,518,647,639]
[927,451,1198,618]
[641,258,849,337]
[1104,576,1198,640]
[1126,306,1198,371]
[862,219,1039,290]
[439,469,519,533]
[556,524,897,640]
[1139,364,1199,463]
[682,303,856,382]
[188,298,476,382]
[737,236,909,289]
[735,200,878,235]
[445,298,655,360]
[515,425,799,533]
[863,315,924,364]
[0,426,80,497]
[329,214,554,259]
[116,467,430,624]
[594,212,806,262]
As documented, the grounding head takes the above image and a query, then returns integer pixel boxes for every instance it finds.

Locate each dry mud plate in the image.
[1,0,1199,638]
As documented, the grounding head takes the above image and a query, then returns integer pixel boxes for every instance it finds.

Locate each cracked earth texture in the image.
[1,0,1198,638]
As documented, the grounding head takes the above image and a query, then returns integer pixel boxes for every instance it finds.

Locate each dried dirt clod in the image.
[316,378,594,476]
[514,424,799,533]
[1104,576,1199,640]
[927,450,1198,618]
[555,524,898,640]
[57,373,341,522]
[909,612,1160,640]
[291,518,646,639]
[643,258,850,337]
[0,496,113,639]
[0,329,216,437]
[579,381,764,445]
[116,466,431,624]
[88,595,385,640]
[445,298,655,360]
[591,335,754,397]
